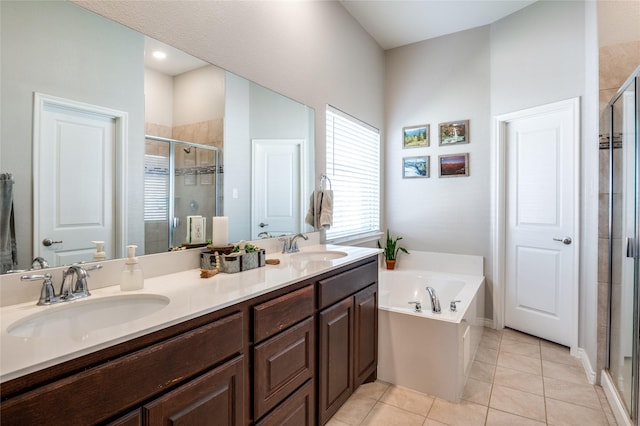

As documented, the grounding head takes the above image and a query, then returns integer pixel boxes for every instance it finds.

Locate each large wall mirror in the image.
[0,1,315,273]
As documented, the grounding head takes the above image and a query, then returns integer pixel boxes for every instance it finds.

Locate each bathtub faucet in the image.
[425,286,441,313]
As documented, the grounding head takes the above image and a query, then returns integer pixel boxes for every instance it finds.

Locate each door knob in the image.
[42,238,63,247]
[259,222,269,228]
[552,237,572,245]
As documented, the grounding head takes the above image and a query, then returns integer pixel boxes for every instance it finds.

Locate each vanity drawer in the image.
[318,260,377,309]
[0,311,244,425]
[255,379,315,426]
[253,285,314,343]
[254,316,315,419]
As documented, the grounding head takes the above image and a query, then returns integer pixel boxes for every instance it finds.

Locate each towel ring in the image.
[320,174,332,190]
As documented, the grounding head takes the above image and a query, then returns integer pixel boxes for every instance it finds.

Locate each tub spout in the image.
[426,286,441,313]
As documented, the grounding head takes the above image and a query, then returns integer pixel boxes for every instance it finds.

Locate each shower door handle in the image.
[552,236,572,245]
[626,237,637,258]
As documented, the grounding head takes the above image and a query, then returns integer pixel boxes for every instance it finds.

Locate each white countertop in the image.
[0,245,380,383]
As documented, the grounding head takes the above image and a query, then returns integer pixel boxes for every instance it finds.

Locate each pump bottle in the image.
[121,245,144,291]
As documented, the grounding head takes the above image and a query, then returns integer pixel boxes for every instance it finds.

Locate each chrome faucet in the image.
[31,256,50,270]
[21,263,102,305]
[280,233,309,253]
[426,286,441,313]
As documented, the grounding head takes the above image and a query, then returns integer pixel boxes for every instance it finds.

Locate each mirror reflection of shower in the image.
[143,135,221,254]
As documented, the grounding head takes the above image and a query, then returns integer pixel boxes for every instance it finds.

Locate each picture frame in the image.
[402,156,429,179]
[438,153,469,177]
[439,120,469,146]
[403,124,429,148]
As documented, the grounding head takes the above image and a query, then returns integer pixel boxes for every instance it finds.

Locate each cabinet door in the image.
[255,380,314,426]
[143,355,245,426]
[254,317,314,419]
[354,284,378,388]
[318,297,353,425]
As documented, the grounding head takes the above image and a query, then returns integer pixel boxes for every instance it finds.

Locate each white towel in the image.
[318,190,333,229]
[0,173,17,273]
[304,192,315,227]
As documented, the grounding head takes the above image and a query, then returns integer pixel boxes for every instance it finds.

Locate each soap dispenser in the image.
[121,245,144,291]
[92,240,106,261]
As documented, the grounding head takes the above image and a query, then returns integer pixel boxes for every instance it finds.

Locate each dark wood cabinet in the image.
[143,355,245,426]
[318,297,354,424]
[1,255,378,426]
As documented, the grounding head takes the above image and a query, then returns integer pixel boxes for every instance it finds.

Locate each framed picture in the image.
[403,124,429,148]
[439,120,469,146]
[439,153,469,177]
[403,156,429,179]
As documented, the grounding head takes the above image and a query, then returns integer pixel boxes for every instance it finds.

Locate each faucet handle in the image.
[21,273,59,305]
[408,301,422,312]
[449,300,462,312]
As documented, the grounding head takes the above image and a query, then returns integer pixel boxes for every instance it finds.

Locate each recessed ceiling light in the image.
[152,50,167,60]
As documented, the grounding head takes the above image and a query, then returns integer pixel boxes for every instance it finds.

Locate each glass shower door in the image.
[609,70,638,423]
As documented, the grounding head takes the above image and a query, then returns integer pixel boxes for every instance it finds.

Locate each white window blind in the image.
[325,105,380,241]
[144,154,169,222]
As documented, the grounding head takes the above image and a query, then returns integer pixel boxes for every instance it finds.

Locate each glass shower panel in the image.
[173,145,219,248]
[609,77,637,418]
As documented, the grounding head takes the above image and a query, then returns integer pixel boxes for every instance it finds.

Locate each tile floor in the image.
[327,327,618,426]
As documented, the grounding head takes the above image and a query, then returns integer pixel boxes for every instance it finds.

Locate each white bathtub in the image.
[377,251,485,402]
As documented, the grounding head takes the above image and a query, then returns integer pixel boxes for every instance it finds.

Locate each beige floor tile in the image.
[546,397,608,426]
[544,376,601,410]
[326,418,352,426]
[493,366,544,395]
[332,393,377,425]
[486,408,546,425]
[479,335,501,351]
[542,359,589,385]
[355,380,391,401]
[497,351,542,376]
[499,339,541,359]
[489,384,546,422]
[427,398,487,426]
[423,419,449,426]
[380,385,435,416]
[361,402,426,426]
[483,327,502,337]
[469,360,496,383]
[540,342,582,367]
[475,345,499,365]
[502,328,540,345]
[462,377,492,406]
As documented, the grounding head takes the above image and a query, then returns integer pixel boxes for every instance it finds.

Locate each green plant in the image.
[377,229,409,260]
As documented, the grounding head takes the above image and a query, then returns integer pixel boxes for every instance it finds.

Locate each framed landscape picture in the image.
[403,124,429,148]
[439,153,469,177]
[403,156,429,179]
[439,120,469,146]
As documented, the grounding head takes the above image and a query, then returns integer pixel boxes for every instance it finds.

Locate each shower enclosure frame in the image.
[606,65,640,426]
[145,135,222,250]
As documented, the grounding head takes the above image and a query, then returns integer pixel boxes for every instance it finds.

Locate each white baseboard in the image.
[601,370,633,426]
[575,348,597,384]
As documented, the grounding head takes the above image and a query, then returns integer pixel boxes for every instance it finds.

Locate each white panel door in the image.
[35,97,116,266]
[252,140,303,239]
[505,101,578,346]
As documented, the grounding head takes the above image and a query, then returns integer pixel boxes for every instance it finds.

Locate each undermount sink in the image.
[291,250,348,262]
[7,294,170,339]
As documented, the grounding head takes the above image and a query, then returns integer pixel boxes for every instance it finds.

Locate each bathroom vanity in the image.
[0,246,379,425]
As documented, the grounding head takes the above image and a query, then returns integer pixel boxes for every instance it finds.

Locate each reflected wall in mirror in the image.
[0,1,314,273]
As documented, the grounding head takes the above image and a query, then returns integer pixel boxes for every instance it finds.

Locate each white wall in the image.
[74,0,386,181]
[1,1,145,268]
[173,65,225,126]
[144,67,173,127]
[385,26,492,314]
[385,0,598,368]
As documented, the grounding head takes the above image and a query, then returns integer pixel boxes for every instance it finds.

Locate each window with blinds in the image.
[144,154,169,222]
[325,105,381,241]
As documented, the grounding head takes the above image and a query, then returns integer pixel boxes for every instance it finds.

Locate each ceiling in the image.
[340,0,537,50]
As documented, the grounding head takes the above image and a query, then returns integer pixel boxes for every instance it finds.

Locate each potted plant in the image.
[377,229,409,270]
